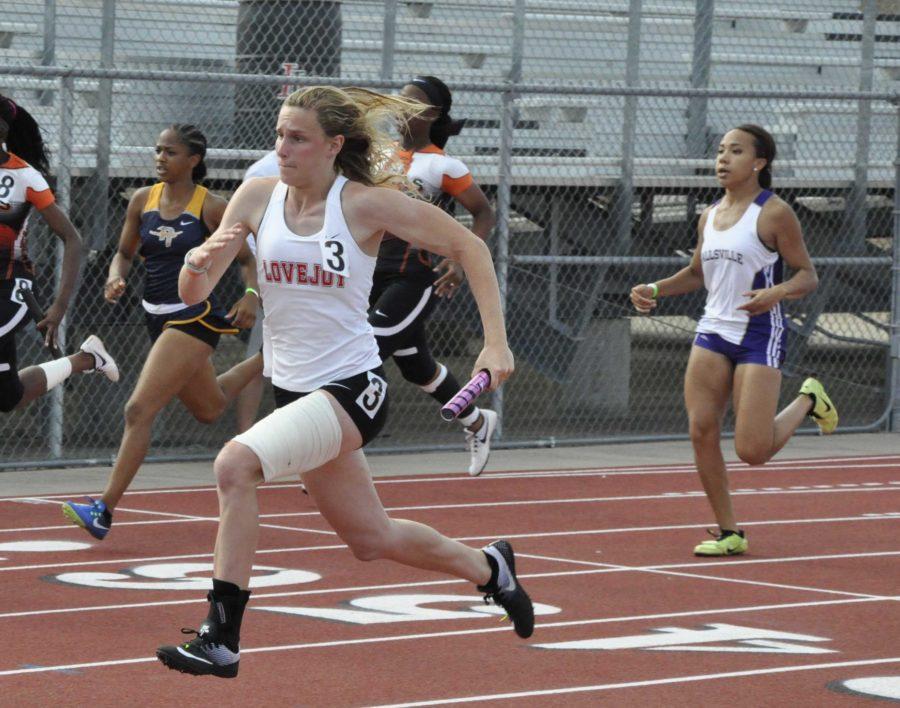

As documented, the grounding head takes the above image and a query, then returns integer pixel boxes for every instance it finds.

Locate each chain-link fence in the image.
[1,0,898,468]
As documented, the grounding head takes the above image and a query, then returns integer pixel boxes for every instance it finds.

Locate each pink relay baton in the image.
[440,370,491,421]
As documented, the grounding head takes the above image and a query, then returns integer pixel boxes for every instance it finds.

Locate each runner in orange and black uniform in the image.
[0,94,118,415]
[369,76,497,475]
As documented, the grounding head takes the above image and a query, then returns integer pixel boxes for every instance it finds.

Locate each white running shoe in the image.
[466,409,497,477]
[79,335,119,382]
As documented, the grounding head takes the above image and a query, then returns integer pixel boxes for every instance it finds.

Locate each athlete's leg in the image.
[177,351,264,424]
[685,345,736,531]
[101,329,215,510]
[306,450,491,584]
[8,351,94,410]
[732,364,812,465]
[235,316,265,433]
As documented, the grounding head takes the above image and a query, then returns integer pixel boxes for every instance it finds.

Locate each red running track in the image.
[1,454,899,706]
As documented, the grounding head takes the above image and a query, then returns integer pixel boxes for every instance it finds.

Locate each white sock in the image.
[484,545,511,588]
[458,407,480,428]
[38,357,73,391]
[419,363,447,393]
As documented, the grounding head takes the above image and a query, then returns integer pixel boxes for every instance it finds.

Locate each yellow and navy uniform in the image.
[139,183,237,347]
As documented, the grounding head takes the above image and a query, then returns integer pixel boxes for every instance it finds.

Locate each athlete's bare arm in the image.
[346,183,512,387]
[105,187,149,304]
[178,178,274,305]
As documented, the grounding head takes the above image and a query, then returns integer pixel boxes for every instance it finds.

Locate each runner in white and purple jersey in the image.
[630,124,838,558]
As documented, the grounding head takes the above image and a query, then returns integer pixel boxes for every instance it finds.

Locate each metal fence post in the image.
[891,100,900,432]
[614,0,642,249]
[39,0,56,105]
[49,74,75,458]
[92,0,115,250]
[381,0,398,81]
[492,0,525,434]
[686,0,713,161]
[845,0,878,255]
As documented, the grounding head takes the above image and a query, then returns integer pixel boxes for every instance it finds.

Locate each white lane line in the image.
[2,550,898,620]
[2,514,899,574]
[4,484,899,534]
[517,553,885,600]
[0,502,334,536]
[3,454,898,503]
[367,657,900,707]
[0,597,893,677]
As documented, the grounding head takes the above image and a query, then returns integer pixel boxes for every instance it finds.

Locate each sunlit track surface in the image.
[1,454,899,706]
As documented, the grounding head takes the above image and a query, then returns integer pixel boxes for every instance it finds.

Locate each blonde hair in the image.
[282,86,426,188]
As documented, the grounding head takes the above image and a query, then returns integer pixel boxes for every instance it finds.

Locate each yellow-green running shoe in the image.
[693,529,748,557]
[799,377,838,434]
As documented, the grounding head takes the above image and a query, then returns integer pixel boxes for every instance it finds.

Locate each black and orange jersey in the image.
[0,152,54,283]
[377,144,473,280]
[139,183,211,305]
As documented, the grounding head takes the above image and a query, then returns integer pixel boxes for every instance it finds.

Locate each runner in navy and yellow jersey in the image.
[63,124,263,541]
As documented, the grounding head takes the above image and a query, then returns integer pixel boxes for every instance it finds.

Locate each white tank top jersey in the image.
[696,190,786,345]
[256,175,381,392]
[402,144,473,208]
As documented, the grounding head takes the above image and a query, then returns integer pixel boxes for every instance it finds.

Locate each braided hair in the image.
[168,123,208,183]
[407,76,465,149]
[0,94,51,176]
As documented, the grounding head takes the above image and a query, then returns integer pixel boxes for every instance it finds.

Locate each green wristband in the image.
[648,282,659,299]
[245,286,259,298]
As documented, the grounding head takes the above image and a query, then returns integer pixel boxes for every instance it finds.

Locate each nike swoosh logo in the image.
[375,310,387,317]
[328,383,353,391]
[179,220,193,226]
[92,517,108,530]
[177,647,212,664]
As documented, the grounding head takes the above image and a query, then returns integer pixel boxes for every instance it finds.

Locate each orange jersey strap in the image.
[441,172,473,197]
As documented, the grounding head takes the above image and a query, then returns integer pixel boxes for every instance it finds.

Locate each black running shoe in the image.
[156,623,240,679]
[477,540,535,639]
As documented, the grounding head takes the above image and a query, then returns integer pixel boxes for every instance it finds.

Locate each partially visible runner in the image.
[233,150,275,434]
[62,124,263,540]
[630,124,836,557]
[155,86,532,679]
[371,75,497,475]
[0,94,118,417]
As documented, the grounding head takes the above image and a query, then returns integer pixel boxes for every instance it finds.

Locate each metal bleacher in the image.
[1,0,896,187]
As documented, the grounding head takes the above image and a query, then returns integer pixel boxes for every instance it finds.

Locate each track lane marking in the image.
[2,455,898,503]
[0,597,894,677]
[2,550,898,619]
[3,484,899,534]
[366,657,900,707]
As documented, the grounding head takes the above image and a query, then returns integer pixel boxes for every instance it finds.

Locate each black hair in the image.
[734,123,776,190]
[0,94,51,176]
[408,76,465,149]
[168,123,208,183]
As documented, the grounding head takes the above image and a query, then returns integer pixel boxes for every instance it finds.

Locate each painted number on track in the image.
[50,562,321,591]
[535,623,836,654]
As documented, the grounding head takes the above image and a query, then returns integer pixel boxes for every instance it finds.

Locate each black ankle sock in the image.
[208,579,251,648]
[212,578,242,597]
[479,550,500,592]
[719,529,743,539]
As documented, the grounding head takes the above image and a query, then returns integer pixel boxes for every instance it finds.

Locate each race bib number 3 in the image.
[356,371,387,419]
[321,236,350,278]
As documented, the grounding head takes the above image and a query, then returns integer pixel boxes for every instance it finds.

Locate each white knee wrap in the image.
[233,390,342,482]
